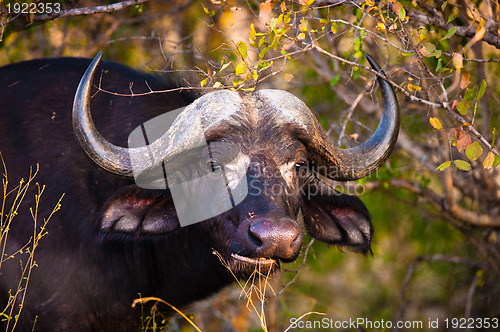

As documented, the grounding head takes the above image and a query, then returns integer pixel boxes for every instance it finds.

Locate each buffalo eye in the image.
[207,160,222,173]
[295,162,308,177]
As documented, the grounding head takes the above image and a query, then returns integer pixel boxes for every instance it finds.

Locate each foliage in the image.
[0,155,63,331]
[1,0,500,330]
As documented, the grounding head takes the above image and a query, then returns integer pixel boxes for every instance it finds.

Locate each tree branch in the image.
[34,0,148,21]
[408,2,500,49]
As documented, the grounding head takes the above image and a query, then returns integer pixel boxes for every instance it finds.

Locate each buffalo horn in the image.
[296,54,399,181]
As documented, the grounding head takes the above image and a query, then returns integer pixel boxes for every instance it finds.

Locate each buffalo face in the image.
[75,53,398,280]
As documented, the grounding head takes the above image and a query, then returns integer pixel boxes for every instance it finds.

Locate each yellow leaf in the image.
[298,32,306,40]
[429,117,442,130]
[483,151,495,169]
[235,61,247,75]
[407,83,422,92]
[252,70,258,81]
[376,23,386,32]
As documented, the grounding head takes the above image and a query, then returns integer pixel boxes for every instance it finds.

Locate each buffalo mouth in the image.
[227,253,280,278]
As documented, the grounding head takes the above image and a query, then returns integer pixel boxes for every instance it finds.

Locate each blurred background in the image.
[1,0,500,331]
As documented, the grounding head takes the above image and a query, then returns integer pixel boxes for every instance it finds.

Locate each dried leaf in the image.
[456,132,471,152]
[474,19,486,42]
[299,0,315,5]
[259,0,273,18]
[460,72,470,89]
[452,52,463,72]
[483,151,495,169]
[283,73,294,82]
[280,1,286,12]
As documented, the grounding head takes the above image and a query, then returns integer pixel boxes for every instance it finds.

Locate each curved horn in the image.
[73,53,247,179]
[73,52,136,177]
[333,54,400,180]
[266,54,399,181]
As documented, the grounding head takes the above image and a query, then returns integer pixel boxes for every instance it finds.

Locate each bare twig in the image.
[34,0,148,21]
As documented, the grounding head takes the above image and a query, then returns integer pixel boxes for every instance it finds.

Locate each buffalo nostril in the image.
[246,219,302,259]
[248,225,263,247]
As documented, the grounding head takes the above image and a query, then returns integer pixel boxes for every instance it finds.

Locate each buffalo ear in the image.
[101,186,180,235]
[302,181,372,254]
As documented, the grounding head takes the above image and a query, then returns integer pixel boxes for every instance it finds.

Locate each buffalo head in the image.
[73,53,399,278]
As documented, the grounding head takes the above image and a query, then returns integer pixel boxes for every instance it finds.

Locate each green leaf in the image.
[398,7,406,21]
[477,79,487,101]
[331,22,338,34]
[436,58,442,72]
[491,128,496,149]
[464,87,476,101]
[447,12,457,24]
[456,101,468,115]
[442,27,457,40]
[465,142,482,161]
[330,74,340,86]
[236,41,247,59]
[320,18,330,25]
[494,155,500,167]
[437,161,451,171]
[259,46,270,59]
[454,159,471,171]
[202,4,215,17]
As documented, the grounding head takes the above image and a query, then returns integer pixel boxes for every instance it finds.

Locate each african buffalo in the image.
[0,52,398,331]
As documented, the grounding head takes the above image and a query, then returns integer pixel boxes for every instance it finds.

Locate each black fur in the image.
[0,57,373,331]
